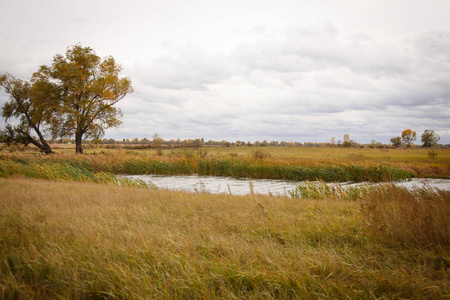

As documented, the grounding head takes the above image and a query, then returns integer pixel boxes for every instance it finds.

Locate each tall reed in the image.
[289,181,371,201]
[0,153,416,183]
[360,185,450,247]
[290,180,450,247]
[0,155,149,188]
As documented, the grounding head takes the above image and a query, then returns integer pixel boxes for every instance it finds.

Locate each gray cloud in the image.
[411,30,450,62]
[130,45,234,90]
[114,26,450,143]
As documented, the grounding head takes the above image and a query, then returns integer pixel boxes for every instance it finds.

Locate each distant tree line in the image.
[44,131,446,149]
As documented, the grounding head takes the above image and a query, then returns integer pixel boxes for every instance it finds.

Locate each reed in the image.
[0,155,150,188]
[360,184,450,247]
[0,153,414,183]
[290,181,450,247]
[289,181,371,201]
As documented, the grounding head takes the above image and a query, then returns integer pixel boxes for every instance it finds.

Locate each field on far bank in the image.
[9,142,450,163]
[1,177,448,299]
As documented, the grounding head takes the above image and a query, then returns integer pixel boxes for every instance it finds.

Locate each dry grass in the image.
[1,177,449,299]
[361,185,450,247]
[291,181,450,247]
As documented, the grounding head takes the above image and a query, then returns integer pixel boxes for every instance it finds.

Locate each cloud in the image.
[411,30,450,62]
[130,45,234,91]
[108,25,450,143]
[233,23,409,78]
[1,2,450,144]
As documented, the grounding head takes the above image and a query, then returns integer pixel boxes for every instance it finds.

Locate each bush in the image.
[428,149,438,159]
[252,149,271,160]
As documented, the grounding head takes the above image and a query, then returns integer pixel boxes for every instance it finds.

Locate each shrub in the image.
[252,149,271,160]
[428,149,438,159]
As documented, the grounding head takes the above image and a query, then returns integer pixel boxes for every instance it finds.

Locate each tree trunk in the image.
[22,131,54,154]
[41,140,54,154]
[75,132,84,154]
[27,137,54,154]
[43,144,54,154]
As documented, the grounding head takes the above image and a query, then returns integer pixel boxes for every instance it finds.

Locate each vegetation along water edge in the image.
[0,152,420,183]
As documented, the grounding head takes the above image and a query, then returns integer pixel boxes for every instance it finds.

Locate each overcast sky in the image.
[1,0,449,144]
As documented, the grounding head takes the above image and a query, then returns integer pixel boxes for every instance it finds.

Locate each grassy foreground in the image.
[1,178,449,299]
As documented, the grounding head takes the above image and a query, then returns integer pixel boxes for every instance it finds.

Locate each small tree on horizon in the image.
[342,134,356,147]
[401,129,416,147]
[390,136,402,148]
[421,129,440,148]
[153,133,163,155]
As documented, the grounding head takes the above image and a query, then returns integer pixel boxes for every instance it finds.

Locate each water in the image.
[121,175,450,196]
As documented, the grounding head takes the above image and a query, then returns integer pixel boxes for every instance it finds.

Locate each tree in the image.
[401,129,416,147]
[36,44,133,153]
[421,130,440,148]
[193,139,203,148]
[0,74,57,154]
[153,133,163,156]
[390,136,402,148]
[343,134,350,143]
[342,134,356,148]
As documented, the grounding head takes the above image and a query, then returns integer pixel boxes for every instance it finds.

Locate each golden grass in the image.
[1,177,448,299]
[361,185,450,247]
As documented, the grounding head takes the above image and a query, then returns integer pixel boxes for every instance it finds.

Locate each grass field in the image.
[19,143,450,163]
[1,146,449,298]
[1,178,449,299]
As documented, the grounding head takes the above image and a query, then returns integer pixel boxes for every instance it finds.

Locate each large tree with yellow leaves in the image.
[36,44,133,153]
[1,45,133,154]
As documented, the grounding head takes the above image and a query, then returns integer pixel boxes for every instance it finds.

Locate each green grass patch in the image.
[0,155,149,188]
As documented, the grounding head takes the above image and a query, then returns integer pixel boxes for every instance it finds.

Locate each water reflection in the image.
[121,175,450,196]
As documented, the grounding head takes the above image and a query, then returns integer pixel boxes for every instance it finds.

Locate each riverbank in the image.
[3,149,448,184]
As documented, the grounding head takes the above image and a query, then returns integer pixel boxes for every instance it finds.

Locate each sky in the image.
[1,0,449,144]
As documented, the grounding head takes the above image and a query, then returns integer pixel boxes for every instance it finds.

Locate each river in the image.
[121,175,450,197]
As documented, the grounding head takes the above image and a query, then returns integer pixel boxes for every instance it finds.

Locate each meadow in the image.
[0,145,449,299]
[1,178,449,299]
